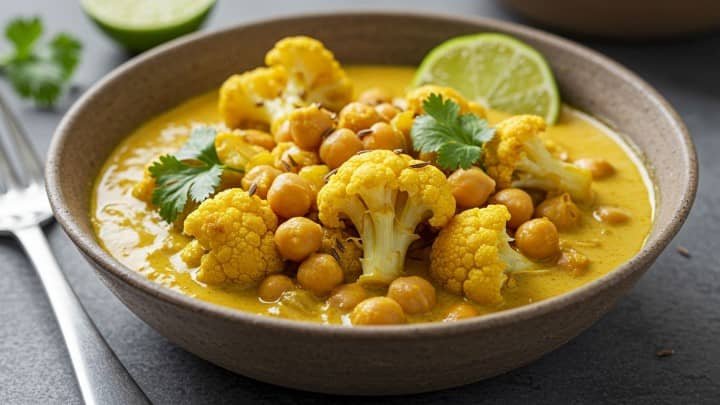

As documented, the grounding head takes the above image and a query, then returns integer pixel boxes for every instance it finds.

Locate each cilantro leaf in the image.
[149,126,235,223]
[4,17,42,61]
[175,126,220,163]
[410,93,495,170]
[0,17,81,106]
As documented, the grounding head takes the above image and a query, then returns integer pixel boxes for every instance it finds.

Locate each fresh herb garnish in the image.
[410,93,495,170]
[0,17,82,107]
[149,126,241,223]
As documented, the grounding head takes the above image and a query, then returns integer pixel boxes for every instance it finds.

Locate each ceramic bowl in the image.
[46,12,697,395]
[500,0,720,39]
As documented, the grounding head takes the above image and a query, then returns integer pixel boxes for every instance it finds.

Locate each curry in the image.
[91,37,652,325]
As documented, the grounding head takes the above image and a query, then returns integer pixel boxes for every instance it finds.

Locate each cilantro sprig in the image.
[149,126,241,223]
[0,17,82,106]
[410,93,495,170]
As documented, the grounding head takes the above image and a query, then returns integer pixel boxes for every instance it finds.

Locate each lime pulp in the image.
[412,33,560,124]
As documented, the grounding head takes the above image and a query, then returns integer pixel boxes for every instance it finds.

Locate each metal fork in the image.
[0,93,151,405]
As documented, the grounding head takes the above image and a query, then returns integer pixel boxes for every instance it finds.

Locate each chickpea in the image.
[288,105,334,151]
[535,193,581,230]
[297,253,344,296]
[350,297,406,326]
[258,274,295,302]
[447,167,496,209]
[357,87,393,105]
[488,188,534,228]
[338,102,383,132]
[274,120,293,143]
[387,276,437,314]
[574,158,615,179]
[267,173,313,218]
[375,103,400,121]
[241,165,282,199]
[319,128,363,169]
[362,122,406,151]
[593,206,631,225]
[274,143,319,173]
[274,217,323,261]
[242,129,276,151]
[557,248,589,276]
[443,302,479,322]
[327,283,367,311]
[515,218,560,259]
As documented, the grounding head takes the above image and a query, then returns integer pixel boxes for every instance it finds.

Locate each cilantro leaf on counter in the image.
[0,17,82,107]
[410,93,495,170]
[149,126,241,223]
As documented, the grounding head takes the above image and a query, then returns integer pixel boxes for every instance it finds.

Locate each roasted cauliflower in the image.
[430,205,534,305]
[318,150,455,286]
[183,188,283,286]
[483,115,593,202]
[219,36,352,133]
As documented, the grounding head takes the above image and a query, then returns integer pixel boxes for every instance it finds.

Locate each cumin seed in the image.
[280,160,292,171]
[329,248,341,263]
[286,154,298,167]
[255,101,264,107]
[656,348,674,358]
[356,129,373,138]
[323,168,338,183]
[335,238,345,253]
[355,149,371,155]
[410,162,431,169]
[676,246,691,258]
[247,183,258,197]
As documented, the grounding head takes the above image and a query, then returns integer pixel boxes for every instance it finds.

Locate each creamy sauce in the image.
[91,66,653,324]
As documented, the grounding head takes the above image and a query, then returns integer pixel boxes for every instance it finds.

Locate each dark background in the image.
[0,1,718,404]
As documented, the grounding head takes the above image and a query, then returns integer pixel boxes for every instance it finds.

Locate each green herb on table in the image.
[0,17,82,106]
[150,126,242,223]
[410,93,495,170]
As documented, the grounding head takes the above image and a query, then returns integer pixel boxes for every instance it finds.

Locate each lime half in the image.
[81,0,216,52]
[413,33,560,124]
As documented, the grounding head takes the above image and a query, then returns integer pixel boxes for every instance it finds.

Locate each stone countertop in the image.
[0,1,718,404]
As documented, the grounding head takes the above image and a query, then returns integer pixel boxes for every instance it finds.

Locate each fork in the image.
[0,93,151,405]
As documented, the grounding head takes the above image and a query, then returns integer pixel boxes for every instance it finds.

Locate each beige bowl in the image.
[501,0,720,39]
[46,12,697,395]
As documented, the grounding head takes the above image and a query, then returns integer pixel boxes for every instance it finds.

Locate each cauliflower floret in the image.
[215,131,268,169]
[406,85,486,118]
[183,189,283,286]
[483,115,593,202]
[265,36,353,112]
[219,66,290,131]
[219,36,352,134]
[430,205,533,305]
[132,164,155,204]
[180,239,204,268]
[318,150,455,286]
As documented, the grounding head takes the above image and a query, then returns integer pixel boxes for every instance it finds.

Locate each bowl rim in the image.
[46,10,698,337]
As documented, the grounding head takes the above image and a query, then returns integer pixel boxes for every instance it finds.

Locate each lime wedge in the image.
[81,0,216,52]
[413,33,560,124]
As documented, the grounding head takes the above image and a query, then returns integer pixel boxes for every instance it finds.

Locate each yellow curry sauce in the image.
[91,66,653,324]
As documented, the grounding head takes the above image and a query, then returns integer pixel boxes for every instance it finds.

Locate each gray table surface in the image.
[0,1,718,404]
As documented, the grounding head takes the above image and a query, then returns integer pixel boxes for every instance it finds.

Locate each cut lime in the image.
[81,0,216,52]
[413,33,560,124]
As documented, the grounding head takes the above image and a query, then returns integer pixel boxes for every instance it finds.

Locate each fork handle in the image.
[14,226,151,405]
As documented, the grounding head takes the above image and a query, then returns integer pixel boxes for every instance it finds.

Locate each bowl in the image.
[500,0,720,39]
[45,12,697,395]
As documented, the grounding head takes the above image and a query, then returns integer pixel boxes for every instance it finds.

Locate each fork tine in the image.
[0,91,44,184]
[0,130,21,191]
